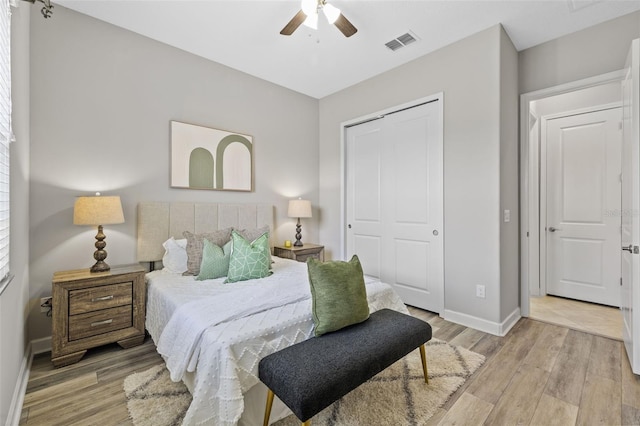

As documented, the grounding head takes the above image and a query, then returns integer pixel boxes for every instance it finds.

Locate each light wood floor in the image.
[530,295,624,341]
[19,307,640,426]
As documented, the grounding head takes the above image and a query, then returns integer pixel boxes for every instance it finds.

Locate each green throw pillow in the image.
[225,230,272,283]
[196,240,232,281]
[307,255,370,336]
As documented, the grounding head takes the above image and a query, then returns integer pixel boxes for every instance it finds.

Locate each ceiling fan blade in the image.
[280,10,307,36]
[334,13,357,37]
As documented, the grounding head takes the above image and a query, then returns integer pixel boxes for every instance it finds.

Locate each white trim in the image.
[30,335,51,355]
[0,272,13,296]
[541,102,622,121]
[6,342,33,426]
[539,116,549,297]
[520,70,625,317]
[443,307,521,337]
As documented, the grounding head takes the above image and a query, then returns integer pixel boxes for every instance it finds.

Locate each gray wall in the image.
[28,5,320,341]
[499,27,520,320]
[318,25,510,325]
[1,4,30,425]
[519,10,640,94]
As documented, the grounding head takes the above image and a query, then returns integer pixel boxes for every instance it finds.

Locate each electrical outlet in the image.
[476,285,486,299]
[40,296,52,313]
[504,209,511,223]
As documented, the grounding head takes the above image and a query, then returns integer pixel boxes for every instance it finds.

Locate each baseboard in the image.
[30,336,51,355]
[498,307,521,336]
[6,342,33,426]
[6,337,51,426]
[443,307,521,337]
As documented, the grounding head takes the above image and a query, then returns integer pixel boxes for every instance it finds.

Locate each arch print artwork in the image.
[170,121,253,191]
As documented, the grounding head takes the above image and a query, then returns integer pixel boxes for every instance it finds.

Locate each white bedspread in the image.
[157,265,311,382]
[145,257,408,426]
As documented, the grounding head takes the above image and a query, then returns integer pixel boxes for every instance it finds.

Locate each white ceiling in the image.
[55,0,640,99]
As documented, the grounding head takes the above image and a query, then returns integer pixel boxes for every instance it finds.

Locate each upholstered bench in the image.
[258,308,433,426]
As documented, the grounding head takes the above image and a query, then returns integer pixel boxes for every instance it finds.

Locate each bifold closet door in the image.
[346,100,443,313]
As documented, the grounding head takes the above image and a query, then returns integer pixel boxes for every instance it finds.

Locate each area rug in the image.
[124,339,485,426]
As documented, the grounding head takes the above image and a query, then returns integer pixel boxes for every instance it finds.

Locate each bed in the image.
[137,202,409,426]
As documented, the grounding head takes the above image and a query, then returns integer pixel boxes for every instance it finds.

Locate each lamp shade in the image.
[288,199,312,218]
[73,195,125,226]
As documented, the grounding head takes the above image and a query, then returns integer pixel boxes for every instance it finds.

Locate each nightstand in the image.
[273,243,325,263]
[51,263,146,367]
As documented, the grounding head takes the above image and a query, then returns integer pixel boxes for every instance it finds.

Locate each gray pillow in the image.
[182,228,233,275]
[234,226,270,243]
[307,255,370,336]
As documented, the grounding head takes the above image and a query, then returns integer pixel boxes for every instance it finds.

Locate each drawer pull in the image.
[91,295,114,302]
[90,319,113,327]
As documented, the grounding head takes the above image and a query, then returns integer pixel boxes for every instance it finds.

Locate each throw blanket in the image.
[156,272,311,382]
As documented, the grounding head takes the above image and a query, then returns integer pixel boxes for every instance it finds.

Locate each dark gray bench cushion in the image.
[258,308,432,422]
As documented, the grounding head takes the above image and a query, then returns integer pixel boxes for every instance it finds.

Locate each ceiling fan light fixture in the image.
[301,0,317,16]
[303,12,318,29]
[323,3,341,24]
[281,0,356,37]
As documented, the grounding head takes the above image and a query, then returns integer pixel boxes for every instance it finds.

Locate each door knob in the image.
[623,245,633,252]
[548,226,562,232]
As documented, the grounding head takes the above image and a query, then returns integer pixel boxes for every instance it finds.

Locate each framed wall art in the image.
[170,121,253,192]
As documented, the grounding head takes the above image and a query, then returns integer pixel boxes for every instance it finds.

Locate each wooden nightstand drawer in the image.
[69,282,133,315]
[69,305,133,341]
[295,252,322,263]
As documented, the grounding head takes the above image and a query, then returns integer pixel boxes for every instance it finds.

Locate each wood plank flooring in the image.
[19,307,640,426]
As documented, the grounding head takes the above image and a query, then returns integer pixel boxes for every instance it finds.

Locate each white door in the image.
[545,108,622,307]
[346,100,443,313]
[346,119,384,280]
[622,38,640,374]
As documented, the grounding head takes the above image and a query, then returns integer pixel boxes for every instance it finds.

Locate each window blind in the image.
[0,0,11,288]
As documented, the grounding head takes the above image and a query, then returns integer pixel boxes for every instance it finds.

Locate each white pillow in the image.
[162,237,188,274]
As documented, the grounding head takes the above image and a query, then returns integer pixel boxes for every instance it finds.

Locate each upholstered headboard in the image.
[137,202,274,262]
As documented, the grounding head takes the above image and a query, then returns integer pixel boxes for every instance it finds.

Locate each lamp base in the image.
[294,221,303,247]
[90,225,110,273]
[90,260,111,273]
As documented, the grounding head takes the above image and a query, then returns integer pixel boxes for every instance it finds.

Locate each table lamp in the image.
[73,193,125,273]
[288,198,312,247]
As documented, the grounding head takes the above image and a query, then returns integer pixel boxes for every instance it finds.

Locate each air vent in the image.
[385,31,419,52]
[385,39,403,51]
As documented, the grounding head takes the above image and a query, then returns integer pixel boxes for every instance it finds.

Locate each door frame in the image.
[520,71,624,317]
[339,92,444,259]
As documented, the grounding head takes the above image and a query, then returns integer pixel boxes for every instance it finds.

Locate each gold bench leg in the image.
[263,389,275,426]
[302,421,311,426]
[419,344,429,384]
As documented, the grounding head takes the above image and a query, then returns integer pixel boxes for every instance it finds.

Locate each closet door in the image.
[346,100,443,313]
[346,119,384,280]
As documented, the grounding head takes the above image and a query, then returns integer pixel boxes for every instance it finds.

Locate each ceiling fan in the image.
[280,0,358,38]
